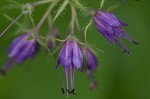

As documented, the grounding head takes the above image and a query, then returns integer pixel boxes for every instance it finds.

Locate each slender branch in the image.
[40,35,66,42]
[31,0,54,7]
[3,14,26,32]
[35,0,59,32]
[29,14,35,28]
[84,19,92,43]
[0,12,24,37]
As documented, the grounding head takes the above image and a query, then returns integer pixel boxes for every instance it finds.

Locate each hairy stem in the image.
[69,4,76,35]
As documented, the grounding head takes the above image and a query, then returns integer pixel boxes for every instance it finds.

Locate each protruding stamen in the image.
[61,72,65,94]
[133,41,140,45]
[114,38,130,54]
[123,49,130,54]
[86,70,94,82]
[65,68,69,96]
[90,82,97,90]
[86,70,98,90]
[70,65,75,90]
[0,58,16,76]
[66,89,70,97]
[0,69,6,76]
[69,88,77,95]
[61,88,65,94]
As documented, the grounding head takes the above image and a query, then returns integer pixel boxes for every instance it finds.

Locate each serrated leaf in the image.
[53,0,69,21]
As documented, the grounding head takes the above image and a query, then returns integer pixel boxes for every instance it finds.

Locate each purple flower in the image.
[0,33,39,75]
[56,35,83,96]
[85,47,97,70]
[93,10,139,53]
[84,46,98,90]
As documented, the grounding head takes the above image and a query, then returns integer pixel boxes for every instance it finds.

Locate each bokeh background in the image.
[0,0,150,99]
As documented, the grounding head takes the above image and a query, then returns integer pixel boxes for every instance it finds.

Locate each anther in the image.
[133,41,140,45]
[0,69,6,76]
[123,49,130,54]
[66,89,70,93]
[69,88,77,95]
[61,88,65,94]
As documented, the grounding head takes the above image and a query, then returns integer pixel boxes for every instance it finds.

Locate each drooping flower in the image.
[93,10,139,53]
[84,47,97,70]
[83,46,98,90]
[0,33,39,75]
[55,35,83,96]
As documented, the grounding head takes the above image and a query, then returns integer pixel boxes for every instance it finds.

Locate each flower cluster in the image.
[0,0,139,96]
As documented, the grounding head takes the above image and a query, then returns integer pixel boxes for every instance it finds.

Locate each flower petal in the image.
[59,40,72,68]
[72,40,83,70]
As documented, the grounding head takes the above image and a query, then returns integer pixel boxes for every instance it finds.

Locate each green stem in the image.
[29,14,35,29]
[84,19,92,43]
[40,36,66,42]
[37,38,51,52]
[100,0,105,9]
[31,0,54,7]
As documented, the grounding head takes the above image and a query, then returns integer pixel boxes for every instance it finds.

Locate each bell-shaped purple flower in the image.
[0,33,39,75]
[84,46,98,90]
[85,47,97,70]
[56,35,83,96]
[93,10,139,53]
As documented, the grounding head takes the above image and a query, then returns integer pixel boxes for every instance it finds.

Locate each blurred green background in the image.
[0,0,150,99]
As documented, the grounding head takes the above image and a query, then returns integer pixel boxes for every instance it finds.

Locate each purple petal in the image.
[96,23,114,43]
[93,16,112,32]
[72,40,83,70]
[96,11,127,26]
[8,33,29,58]
[15,40,37,62]
[86,47,97,70]
[58,40,72,68]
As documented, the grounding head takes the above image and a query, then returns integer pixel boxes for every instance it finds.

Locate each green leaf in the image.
[53,0,69,21]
